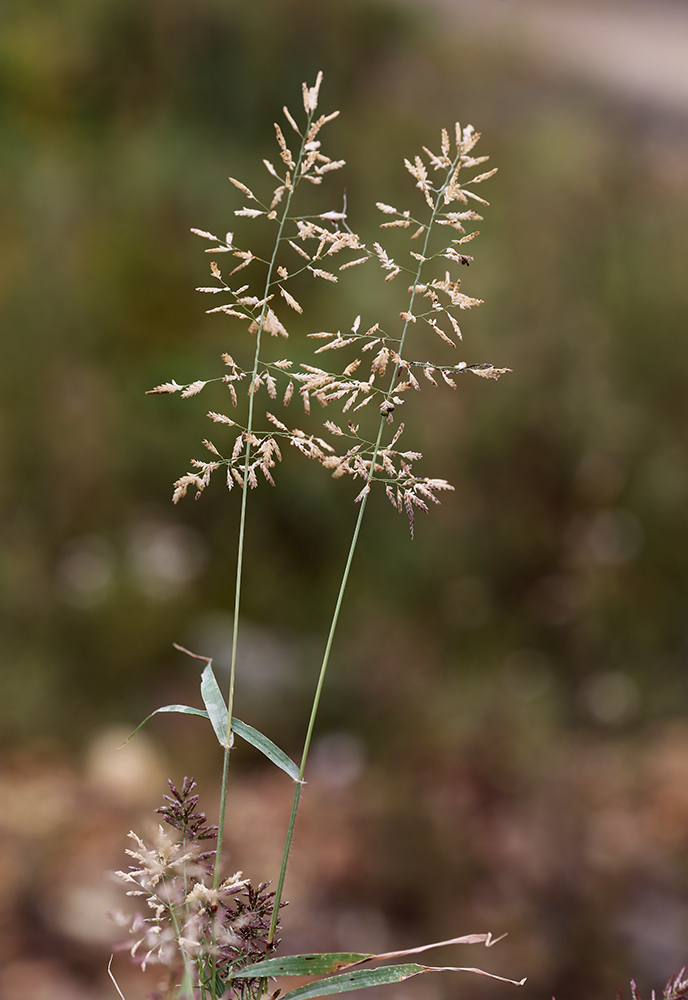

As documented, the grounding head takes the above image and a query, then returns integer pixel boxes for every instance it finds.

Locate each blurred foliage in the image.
[2,0,688,996]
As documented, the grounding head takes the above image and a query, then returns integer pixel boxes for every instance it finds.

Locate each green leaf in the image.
[231,718,300,782]
[123,704,299,780]
[231,955,369,979]
[200,663,230,747]
[120,705,210,745]
[274,964,526,999]
[278,965,426,1000]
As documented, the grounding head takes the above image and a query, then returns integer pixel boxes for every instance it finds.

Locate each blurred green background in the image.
[2,1,688,998]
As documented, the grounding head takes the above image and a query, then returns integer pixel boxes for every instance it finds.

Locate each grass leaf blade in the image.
[278,965,425,1000]
[200,664,230,747]
[232,718,300,780]
[231,955,370,979]
[120,705,210,746]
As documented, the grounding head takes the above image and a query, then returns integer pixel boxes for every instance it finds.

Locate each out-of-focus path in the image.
[401,0,688,115]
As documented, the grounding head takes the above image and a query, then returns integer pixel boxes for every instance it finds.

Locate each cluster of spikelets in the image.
[146,71,510,538]
[113,778,282,996]
[615,974,688,1000]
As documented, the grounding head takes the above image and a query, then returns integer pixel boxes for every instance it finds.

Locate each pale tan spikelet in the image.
[376,202,399,215]
[385,485,400,511]
[408,490,429,512]
[352,394,374,412]
[469,364,512,380]
[232,435,244,460]
[400,312,416,323]
[210,261,222,280]
[404,157,421,182]
[302,390,311,414]
[228,383,238,407]
[266,412,288,431]
[425,317,455,347]
[454,230,480,245]
[260,463,276,486]
[205,305,246,317]
[354,483,371,504]
[371,346,389,376]
[274,123,295,168]
[283,381,294,406]
[263,158,280,179]
[314,336,356,354]
[324,420,344,435]
[468,167,498,185]
[462,189,490,207]
[306,110,340,145]
[226,467,234,492]
[288,240,311,261]
[146,380,184,395]
[172,474,201,504]
[279,287,303,313]
[273,359,293,370]
[308,267,338,283]
[302,71,323,113]
[342,390,359,413]
[443,314,461,341]
[229,253,256,276]
[422,145,450,171]
[208,411,235,425]
[440,370,457,389]
[270,187,285,211]
[423,367,438,386]
[283,105,301,135]
[441,127,450,157]
[196,286,226,294]
[404,491,415,539]
[343,358,361,376]
[456,292,484,310]
[263,308,289,338]
[277,266,288,279]
[231,468,244,488]
[265,374,277,398]
[390,423,405,447]
[234,207,264,218]
[181,380,208,398]
[190,228,219,240]
[461,124,481,153]
[247,467,258,489]
[309,160,346,179]
[228,177,258,200]
[339,256,369,271]
[202,439,221,457]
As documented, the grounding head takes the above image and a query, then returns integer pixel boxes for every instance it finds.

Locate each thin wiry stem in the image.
[210,107,318,1000]
[267,157,459,946]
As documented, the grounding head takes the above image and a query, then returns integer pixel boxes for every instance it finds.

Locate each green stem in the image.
[266,161,458,948]
[209,110,317,1000]
[213,111,315,887]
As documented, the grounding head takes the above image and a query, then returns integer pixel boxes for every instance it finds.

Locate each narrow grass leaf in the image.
[278,965,425,1000]
[279,964,525,1000]
[231,955,368,978]
[120,705,210,745]
[231,718,300,781]
[200,663,230,747]
[233,934,506,979]
[121,702,298,778]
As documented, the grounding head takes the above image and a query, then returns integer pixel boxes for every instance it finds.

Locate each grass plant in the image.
[114,72,520,1000]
